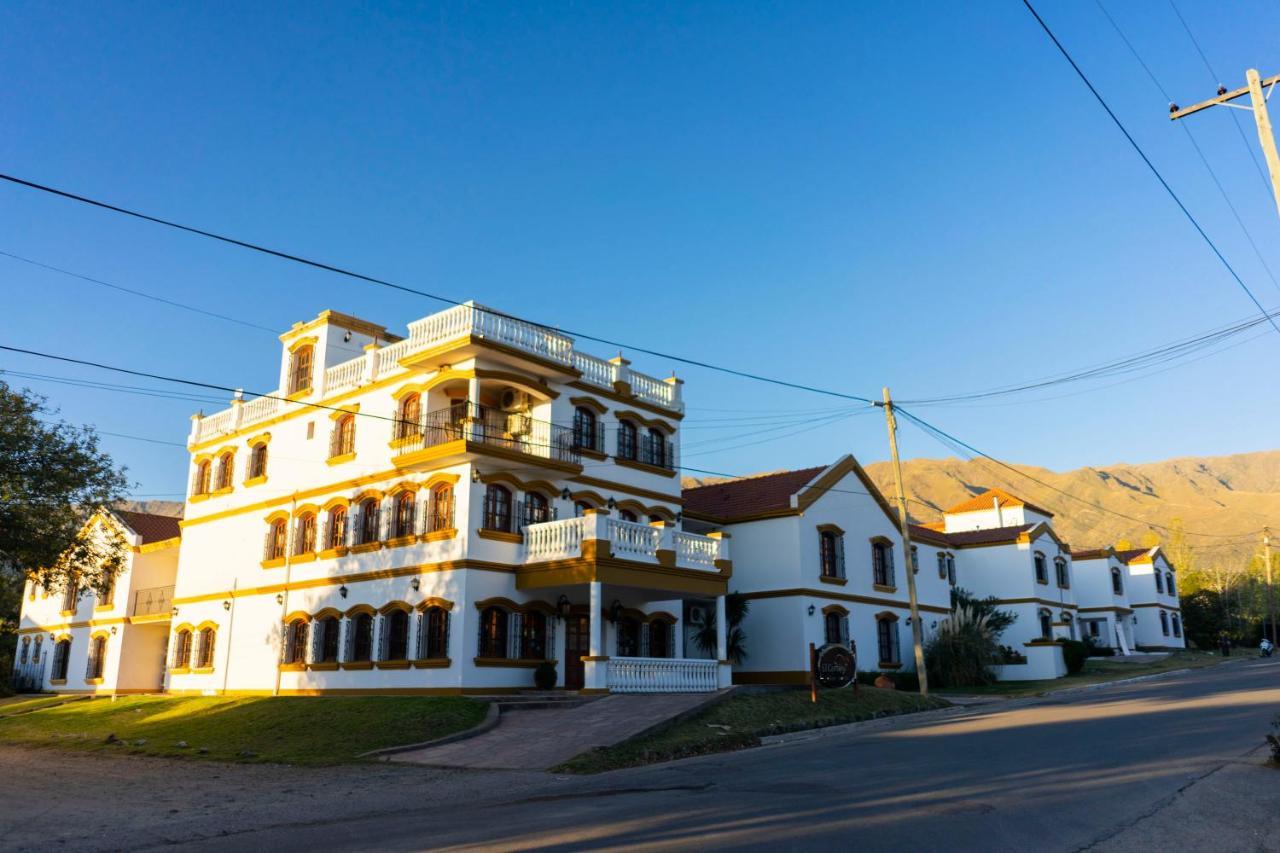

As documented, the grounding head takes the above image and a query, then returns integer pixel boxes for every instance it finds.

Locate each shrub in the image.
[854,670,921,692]
[924,604,1001,688]
[533,661,558,690]
[1061,640,1090,675]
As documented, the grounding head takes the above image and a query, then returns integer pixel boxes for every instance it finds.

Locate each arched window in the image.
[1054,558,1069,589]
[1063,613,1076,641]
[19,637,30,665]
[1165,572,1175,596]
[359,498,380,544]
[871,540,895,587]
[295,512,317,555]
[420,607,450,659]
[173,629,192,668]
[616,617,641,657]
[483,485,513,532]
[521,611,548,659]
[318,616,341,663]
[1159,610,1170,636]
[479,606,508,658]
[946,554,957,586]
[1171,613,1182,637]
[97,575,115,608]
[87,634,107,680]
[396,393,422,440]
[193,459,212,496]
[330,413,356,458]
[196,627,216,669]
[1111,567,1124,595]
[1034,552,1048,584]
[248,442,268,480]
[619,509,638,523]
[876,615,900,665]
[1038,608,1053,639]
[327,506,348,549]
[215,452,234,490]
[288,343,313,394]
[428,484,454,532]
[1155,571,1164,594]
[824,611,850,646]
[52,638,72,681]
[573,407,598,451]
[283,619,308,665]
[32,635,42,665]
[617,420,638,461]
[350,613,374,662]
[265,518,288,560]
[383,609,410,661]
[819,528,845,580]
[642,427,668,468]
[649,620,671,658]
[393,491,417,539]
[521,491,550,529]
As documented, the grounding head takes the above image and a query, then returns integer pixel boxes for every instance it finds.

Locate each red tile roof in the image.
[112,510,182,544]
[943,523,1037,547]
[1116,547,1154,564]
[945,487,1054,518]
[682,466,827,521]
[1069,548,1113,561]
[908,524,952,547]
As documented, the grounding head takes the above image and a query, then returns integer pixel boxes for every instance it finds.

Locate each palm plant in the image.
[925,603,1004,687]
[690,594,750,663]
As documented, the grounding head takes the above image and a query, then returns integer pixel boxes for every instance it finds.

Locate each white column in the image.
[589,581,603,657]
[715,595,727,661]
[465,376,482,441]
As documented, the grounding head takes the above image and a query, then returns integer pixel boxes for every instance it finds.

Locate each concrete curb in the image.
[360,701,501,759]
[760,702,968,747]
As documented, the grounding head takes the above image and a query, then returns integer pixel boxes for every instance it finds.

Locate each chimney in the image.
[993,495,1003,528]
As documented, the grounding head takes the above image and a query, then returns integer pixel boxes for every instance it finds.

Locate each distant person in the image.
[1262,638,1274,658]
[1219,634,1231,657]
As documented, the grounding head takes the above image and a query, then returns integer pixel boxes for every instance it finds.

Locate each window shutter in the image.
[414,611,426,660]
[886,547,896,587]
[442,611,451,658]
[835,535,846,579]
[508,612,523,659]
[544,614,553,662]
[309,621,323,664]
[840,617,850,647]
[380,499,392,541]
[640,623,651,657]
[263,528,273,560]
[84,642,96,679]
[376,615,389,662]
[280,623,292,663]
[341,618,353,663]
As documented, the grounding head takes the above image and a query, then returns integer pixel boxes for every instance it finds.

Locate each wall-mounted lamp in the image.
[411,578,420,592]
[343,330,353,342]
[556,594,572,620]
[339,585,348,599]
[674,512,682,524]
[905,617,913,627]
[471,468,481,484]
[223,600,232,611]
[930,621,938,629]
[171,606,179,616]
[110,626,118,635]
[276,593,285,605]
[560,487,572,501]
[807,604,816,616]
[607,497,617,511]
[608,599,623,623]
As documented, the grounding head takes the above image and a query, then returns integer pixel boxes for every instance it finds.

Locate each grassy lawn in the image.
[555,686,949,774]
[0,695,488,764]
[935,650,1229,698]
[0,695,87,716]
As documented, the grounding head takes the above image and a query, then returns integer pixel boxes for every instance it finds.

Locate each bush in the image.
[855,670,921,692]
[924,605,1003,688]
[1061,640,1090,675]
[533,662,558,690]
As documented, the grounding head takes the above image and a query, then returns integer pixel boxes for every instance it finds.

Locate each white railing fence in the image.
[324,358,365,395]
[607,519,662,559]
[607,657,718,693]
[524,517,586,562]
[674,532,718,568]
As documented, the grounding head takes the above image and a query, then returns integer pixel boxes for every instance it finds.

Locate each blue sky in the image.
[3,1,1279,501]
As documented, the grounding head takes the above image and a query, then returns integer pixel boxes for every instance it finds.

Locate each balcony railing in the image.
[394,402,580,466]
[190,303,683,445]
[607,657,718,693]
[131,586,175,618]
[521,515,725,571]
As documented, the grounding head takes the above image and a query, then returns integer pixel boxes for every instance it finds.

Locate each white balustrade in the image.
[324,358,365,395]
[674,532,719,569]
[195,408,236,441]
[607,519,662,559]
[524,517,586,562]
[573,352,615,389]
[629,371,676,409]
[607,657,718,693]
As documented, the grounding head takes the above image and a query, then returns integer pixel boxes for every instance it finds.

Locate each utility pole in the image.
[1265,528,1276,646]
[1170,69,1280,220]
[879,387,929,696]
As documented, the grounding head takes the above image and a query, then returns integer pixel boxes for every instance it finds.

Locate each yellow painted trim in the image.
[612,409,676,434]
[737,588,951,615]
[350,541,383,554]
[286,335,319,352]
[327,451,357,466]
[477,529,523,544]
[569,396,608,415]
[135,537,181,554]
[818,575,848,586]
[261,557,287,569]
[317,546,349,559]
[565,380,683,420]
[423,528,457,542]
[872,584,897,594]
[412,658,452,668]
[473,657,554,669]
[328,402,361,421]
[416,597,455,612]
[375,660,412,670]
[290,552,317,565]
[244,474,268,488]
[613,457,678,478]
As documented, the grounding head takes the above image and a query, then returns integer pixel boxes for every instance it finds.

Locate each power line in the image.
[1093,0,1280,293]
[1165,0,1275,197]
[1020,0,1280,339]
[893,403,1262,540]
[0,172,874,405]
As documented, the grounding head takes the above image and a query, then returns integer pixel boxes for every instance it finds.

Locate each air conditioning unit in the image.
[499,389,531,413]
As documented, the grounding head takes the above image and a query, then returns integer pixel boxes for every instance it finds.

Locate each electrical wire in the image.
[1020,0,1280,339]
[0,172,875,405]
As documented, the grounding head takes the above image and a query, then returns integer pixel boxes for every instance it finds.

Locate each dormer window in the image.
[1111,567,1123,595]
[1054,558,1069,589]
[1034,552,1048,584]
[288,344,313,395]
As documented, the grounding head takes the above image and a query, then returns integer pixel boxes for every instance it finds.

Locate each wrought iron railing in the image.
[131,585,175,617]
[396,403,580,465]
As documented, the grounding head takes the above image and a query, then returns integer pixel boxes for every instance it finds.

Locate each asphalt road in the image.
[183,657,1279,852]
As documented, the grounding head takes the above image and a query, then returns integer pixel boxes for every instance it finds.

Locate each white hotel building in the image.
[15,304,1184,696]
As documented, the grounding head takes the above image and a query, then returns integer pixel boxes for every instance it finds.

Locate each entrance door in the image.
[563,615,589,690]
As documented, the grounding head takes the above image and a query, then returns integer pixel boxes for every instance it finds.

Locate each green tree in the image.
[0,382,130,674]
[691,593,750,664]
[950,587,1016,635]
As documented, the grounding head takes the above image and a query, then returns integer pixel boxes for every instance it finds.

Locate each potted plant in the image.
[534,661,558,690]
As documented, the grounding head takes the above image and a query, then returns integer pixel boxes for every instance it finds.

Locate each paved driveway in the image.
[2,658,1276,851]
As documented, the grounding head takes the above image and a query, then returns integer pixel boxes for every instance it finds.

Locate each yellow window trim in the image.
[244,475,268,488]
[327,452,357,466]
[329,403,360,420]
[261,557,287,569]
[317,546,349,560]
[290,552,317,565]
[423,528,457,542]
[350,541,383,554]
[385,535,416,550]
